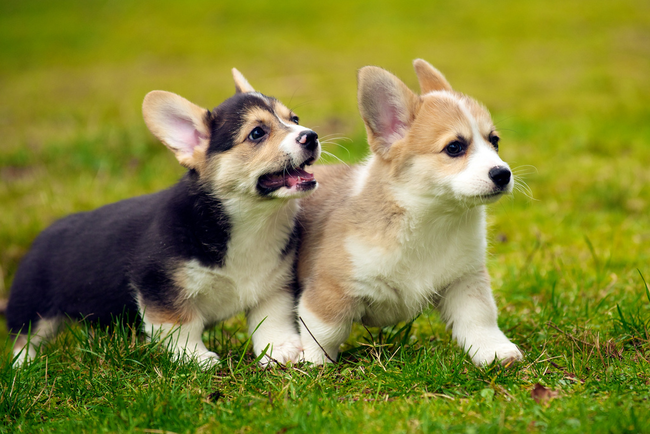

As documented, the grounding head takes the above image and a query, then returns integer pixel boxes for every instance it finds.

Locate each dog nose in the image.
[297,130,319,152]
[488,166,511,188]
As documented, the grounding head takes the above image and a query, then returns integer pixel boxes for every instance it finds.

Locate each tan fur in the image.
[142,74,316,330]
[232,67,255,93]
[142,306,192,326]
[358,67,421,157]
[413,58,452,93]
[136,290,193,325]
[12,69,318,368]
[298,60,521,366]
[205,102,308,199]
[299,67,502,325]
[297,161,411,324]
[297,165,357,323]
[298,73,497,300]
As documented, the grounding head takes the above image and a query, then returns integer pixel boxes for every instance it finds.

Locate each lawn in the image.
[1,0,649,432]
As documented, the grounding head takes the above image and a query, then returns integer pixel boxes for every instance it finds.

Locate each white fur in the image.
[140,197,302,366]
[438,272,522,365]
[247,284,303,365]
[299,86,521,366]
[344,196,521,364]
[144,317,220,367]
[12,317,62,366]
[299,301,351,364]
[344,206,486,323]
[302,179,521,365]
[278,124,317,158]
[350,156,373,197]
[440,91,513,201]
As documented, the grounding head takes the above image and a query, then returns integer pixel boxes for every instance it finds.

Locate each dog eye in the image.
[489,134,500,151]
[445,141,465,157]
[290,116,300,125]
[248,127,266,141]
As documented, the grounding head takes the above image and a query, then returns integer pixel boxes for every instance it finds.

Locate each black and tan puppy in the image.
[7,69,320,367]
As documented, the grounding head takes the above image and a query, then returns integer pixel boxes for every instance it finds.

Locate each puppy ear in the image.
[413,59,452,94]
[142,91,210,170]
[358,66,419,156]
[232,68,255,93]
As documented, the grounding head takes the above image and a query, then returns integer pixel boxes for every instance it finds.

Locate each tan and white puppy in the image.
[296,59,523,366]
[8,69,319,367]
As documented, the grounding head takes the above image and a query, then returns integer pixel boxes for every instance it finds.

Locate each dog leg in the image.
[297,284,355,364]
[12,317,62,367]
[246,289,302,366]
[142,313,219,368]
[438,269,523,366]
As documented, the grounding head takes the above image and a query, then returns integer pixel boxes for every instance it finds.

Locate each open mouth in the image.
[257,158,317,194]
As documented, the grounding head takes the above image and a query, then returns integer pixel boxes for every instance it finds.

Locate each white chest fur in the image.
[179,198,297,325]
[345,204,488,327]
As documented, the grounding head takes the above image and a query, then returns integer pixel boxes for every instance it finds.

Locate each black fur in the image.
[287,222,304,300]
[6,172,230,334]
[6,91,295,339]
[281,219,301,259]
[208,93,279,154]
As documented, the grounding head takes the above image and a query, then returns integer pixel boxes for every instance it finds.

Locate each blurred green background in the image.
[1,0,649,325]
[1,0,650,431]
[2,0,650,323]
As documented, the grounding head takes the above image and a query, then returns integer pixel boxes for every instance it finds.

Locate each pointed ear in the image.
[232,68,255,93]
[142,91,210,170]
[357,66,420,156]
[413,59,452,94]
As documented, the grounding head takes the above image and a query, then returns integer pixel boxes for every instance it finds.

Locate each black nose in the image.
[488,166,511,188]
[297,130,319,152]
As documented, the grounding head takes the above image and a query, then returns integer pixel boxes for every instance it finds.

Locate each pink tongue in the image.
[285,167,314,187]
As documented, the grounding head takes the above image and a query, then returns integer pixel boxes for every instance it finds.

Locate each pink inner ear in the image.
[168,115,202,155]
[378,103,406,144]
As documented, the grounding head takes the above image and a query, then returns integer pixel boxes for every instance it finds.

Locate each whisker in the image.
[319,134,353,142]
[320,150,350,167]
[289,99,318,112]
[511,164,538,176]
[319,139,352,159]
[492,116,516,127]
[287,88,300,110]
[513,179,537,201]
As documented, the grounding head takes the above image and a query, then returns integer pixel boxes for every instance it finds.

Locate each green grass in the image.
[1,0,649,432]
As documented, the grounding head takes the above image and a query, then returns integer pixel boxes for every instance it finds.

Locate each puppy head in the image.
[358,59,512,207]
[142,69,320,200]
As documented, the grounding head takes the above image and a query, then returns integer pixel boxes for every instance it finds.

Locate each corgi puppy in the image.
[7,69,320,367]
[296,59,522,366]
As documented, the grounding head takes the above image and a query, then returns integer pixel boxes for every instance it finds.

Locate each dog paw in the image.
[171,348,221,369]
[471,342,523,367]
[300,347,334,365]
[259,335,303,366]
[196,351,221,369]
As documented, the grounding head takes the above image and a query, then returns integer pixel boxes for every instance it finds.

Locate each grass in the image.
[1,0,649,432]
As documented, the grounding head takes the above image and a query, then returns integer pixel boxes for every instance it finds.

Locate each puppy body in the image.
[8,70,320,366]
[297,60,522,366]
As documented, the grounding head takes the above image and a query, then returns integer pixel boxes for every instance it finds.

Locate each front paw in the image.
[196,351,221,369]
[470,342,523,366]
[300,347,334,365]
[259,335,302,366]
[171,348,221,369]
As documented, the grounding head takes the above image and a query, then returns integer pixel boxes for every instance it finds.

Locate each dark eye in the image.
[445,141,465,157]
[248,127,266,141]
[290,115,300,125]
[489,134,500,150]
